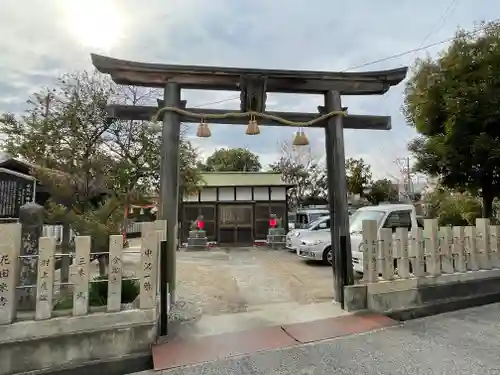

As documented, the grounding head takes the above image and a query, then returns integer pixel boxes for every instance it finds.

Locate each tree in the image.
[345,158,372,196]
[366,179,398,205]
[0,70,201,276]
[269,142,327,208]
[403,21,500,218]
[305,163,328,203]
[424,187,482,226]
[200,147,261,172]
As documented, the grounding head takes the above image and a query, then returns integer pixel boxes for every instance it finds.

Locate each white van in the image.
[296,204,421,272]
[285,215,330,251]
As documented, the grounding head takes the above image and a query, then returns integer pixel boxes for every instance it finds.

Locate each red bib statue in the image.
[269,214,278,228]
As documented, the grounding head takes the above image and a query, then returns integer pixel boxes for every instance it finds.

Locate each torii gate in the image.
[92,53,407,326]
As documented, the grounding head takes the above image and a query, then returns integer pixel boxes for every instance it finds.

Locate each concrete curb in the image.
[32,352,152,375]
[386,291,500,321]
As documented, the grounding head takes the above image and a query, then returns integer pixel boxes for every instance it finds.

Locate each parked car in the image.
[296,204,421,273]
[294,208,330,229]
[285,215,330,252]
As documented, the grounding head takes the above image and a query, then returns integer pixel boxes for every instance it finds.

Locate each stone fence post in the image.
[0,223,21,324]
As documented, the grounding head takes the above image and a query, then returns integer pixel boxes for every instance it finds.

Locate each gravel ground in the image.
[53,245,336,322]
[171,248,335,321]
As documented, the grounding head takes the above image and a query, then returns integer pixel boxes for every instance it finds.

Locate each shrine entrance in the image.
[92,53,407,338]
[219,205,253,245]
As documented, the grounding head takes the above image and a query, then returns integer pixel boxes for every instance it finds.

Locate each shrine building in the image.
[181,172,293,245]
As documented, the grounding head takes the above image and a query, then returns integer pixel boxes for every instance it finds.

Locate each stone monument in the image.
[17,202,44,310]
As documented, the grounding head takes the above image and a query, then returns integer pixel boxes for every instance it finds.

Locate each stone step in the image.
[150,311,398,371]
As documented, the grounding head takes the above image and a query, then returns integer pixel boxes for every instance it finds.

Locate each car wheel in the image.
[353,271,363,279]
[322,246,332,265]
[393,259,414,275]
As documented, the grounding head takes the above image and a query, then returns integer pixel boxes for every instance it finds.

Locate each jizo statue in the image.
[190,215,205,231]
[269,213,280,229]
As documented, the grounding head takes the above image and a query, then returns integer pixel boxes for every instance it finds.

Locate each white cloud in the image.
[0,0,497,178]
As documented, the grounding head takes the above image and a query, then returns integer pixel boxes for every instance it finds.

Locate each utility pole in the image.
[395,156,413,201]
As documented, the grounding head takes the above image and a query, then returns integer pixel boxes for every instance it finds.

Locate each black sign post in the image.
[0,168,36,219]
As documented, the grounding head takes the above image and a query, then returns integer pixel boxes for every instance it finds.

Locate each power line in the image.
[406,0,459,66]
[191,95,240,108]
[192,18,496,109]
[415,0,458,57]
[371,0,460,158]
[343,19,497,72]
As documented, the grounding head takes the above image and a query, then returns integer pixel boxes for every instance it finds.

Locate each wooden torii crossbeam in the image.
[92,54,406,94]
[91,53,407,320]
[106,102,392,130]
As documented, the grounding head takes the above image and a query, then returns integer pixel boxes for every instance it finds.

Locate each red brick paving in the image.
[152,325,297,370]
[152,313,398,371]
[281,313,398,344]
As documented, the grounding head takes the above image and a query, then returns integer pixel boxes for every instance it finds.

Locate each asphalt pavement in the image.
[159,302,500,375]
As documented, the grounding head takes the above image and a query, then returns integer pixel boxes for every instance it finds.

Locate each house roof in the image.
[0,157,110,194]
[0,167,36,181]
[0,157,36,175]
[200,172,292,187]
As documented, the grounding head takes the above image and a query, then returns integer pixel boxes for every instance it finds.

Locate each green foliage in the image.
[366,179,398,204]
[345,158,372,196]
[88,276,140,306]
[403,21,500,218]
[0,70,201,201]
[180,140,203,195]
[199,147,261,172]
[270,144,377,207]
[269,143,327,208]
[54,276,140,310]
[0,70,202,273]
[424,188,482,226]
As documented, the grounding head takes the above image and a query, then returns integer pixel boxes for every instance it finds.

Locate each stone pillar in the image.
[140,229,158,309]
[17,202,44,311]
[107,235,123,312]
[267,228,286,250]
[0,223,22,324]
[72,236,90,316]
[59,223,72,290]
[35,237,56,320]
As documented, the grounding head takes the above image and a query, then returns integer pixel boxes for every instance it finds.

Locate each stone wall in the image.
[0,221,166,375]
[0,309,157,374]
[344,218,500,318]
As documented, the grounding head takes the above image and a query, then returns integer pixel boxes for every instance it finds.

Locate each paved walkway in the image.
[148,302,500,374]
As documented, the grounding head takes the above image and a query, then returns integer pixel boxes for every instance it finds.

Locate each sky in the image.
[0,0,497,180]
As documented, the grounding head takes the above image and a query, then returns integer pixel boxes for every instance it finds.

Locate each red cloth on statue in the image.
[197,220,205,230]
[269,218,277,228]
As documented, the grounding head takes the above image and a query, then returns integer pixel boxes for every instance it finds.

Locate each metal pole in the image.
[159,82,181,304]
[324,91,354,308]
[406,157,413,199]
[159,240,168,336]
